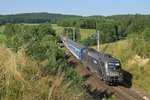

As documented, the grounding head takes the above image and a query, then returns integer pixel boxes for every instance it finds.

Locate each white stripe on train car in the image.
[68,44,80,59]
[66,44,80,60]
[62,36,80,59]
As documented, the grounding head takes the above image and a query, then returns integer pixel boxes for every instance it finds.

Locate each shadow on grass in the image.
[83,74,115,99]
[122,69,133,88]
[83,74,91,81]
[65,55,78,68]
[68,60,78,68]
[84,85,115,100]
[65,55,71,59]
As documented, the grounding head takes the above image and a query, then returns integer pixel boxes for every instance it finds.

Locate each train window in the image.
[115,62,120,69]
[108,63,114,69]
[108,62,120,69]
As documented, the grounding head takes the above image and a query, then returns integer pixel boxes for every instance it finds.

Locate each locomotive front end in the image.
[105,61,123,84]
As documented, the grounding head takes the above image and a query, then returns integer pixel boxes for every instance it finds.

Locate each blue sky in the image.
[0,0,150,16]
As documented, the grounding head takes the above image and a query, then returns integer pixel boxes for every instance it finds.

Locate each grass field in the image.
[23,23,58,28]
[80,29,96,40]
[92,40,150,93]
[53,25,96,40]
[52,24,60,28]
[0,26,5,33]
[0,34,6,40]
[23,23,39,26]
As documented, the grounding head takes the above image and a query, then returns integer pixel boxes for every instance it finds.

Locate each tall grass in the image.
[0,45,91,100]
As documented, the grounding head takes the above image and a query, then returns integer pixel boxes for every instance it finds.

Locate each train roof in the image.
[61,35,87,51]
[86,48,119,62]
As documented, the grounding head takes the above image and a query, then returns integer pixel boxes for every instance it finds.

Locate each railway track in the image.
[61,43,148,100]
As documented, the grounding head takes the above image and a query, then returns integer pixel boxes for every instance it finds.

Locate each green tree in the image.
[4,23,15,38]
[74,27,81,42]
[142,27,150,40]
[38,22,56,40]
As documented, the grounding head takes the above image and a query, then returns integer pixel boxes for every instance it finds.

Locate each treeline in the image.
[106,14,150,20]
[58,17,97,29]
[0,23,92,99]
[58,14,150,45]
[0,12,81,26]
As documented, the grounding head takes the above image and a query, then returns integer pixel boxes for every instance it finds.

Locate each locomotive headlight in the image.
[107,72,119,76]
[106,72,110,76]
[119,72,123,76]
[106,72,114,76]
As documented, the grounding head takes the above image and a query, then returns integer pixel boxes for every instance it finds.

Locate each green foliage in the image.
[58,17,97,29]
[81,20,118,46]
[51,24,58,28]
[62,28,73,39]
[130,27,150,58]
[0,34,6,43]
[142,27,150,40]
[4,23,15,37]
[62,27,81,42]
[97,20,117,43]
[38,22,56,39]
[74,27,81,40]
[81,36,97,47]
[0,26,5,33]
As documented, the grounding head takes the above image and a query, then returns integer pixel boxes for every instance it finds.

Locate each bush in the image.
[142,27,150,40]
[130,27,150,57]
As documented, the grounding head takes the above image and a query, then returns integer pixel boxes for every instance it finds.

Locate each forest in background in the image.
[0,12,81,25]
[58,14,150,45]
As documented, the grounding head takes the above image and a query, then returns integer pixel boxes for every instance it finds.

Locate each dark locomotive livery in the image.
[61,35,123,84]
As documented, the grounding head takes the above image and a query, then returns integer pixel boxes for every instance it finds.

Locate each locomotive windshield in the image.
[108,62,120,69]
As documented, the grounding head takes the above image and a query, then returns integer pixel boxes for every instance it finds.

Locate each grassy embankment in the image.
[92,40,150,93]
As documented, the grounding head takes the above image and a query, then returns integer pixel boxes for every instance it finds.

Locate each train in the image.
[60,35,123,85]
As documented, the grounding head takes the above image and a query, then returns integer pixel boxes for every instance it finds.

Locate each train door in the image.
[87,53,93,70]
[93,59,99,74]
[82,51,89,68]
[99,60,104,78]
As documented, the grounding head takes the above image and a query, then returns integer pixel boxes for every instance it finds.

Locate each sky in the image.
[0,0,150,16]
